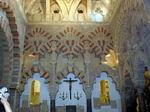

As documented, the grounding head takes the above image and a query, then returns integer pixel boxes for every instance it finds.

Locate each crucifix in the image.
[63,78,77,99]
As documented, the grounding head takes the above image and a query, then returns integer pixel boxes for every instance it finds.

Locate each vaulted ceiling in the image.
[16,0,120,23]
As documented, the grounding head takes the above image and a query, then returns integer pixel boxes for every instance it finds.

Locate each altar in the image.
[55,73,87,112]
[56,105,84,112]
[19,73,121,112]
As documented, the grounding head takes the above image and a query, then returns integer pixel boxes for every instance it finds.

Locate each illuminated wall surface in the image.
[30,80,40,105]
[20,0,119,22]
[20,73,50,108]
[100,80,110,104]
[92,72,122,112]
[55,73,87,112]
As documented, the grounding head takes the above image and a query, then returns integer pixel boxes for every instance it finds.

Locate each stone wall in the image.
[110,0,150,111]
[21,23,118,91]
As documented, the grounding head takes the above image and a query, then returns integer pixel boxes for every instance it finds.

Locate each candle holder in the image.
[59,92,68,100]
[74,92,82,100]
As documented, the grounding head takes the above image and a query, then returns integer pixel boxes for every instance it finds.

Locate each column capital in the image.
[50,87,57,99]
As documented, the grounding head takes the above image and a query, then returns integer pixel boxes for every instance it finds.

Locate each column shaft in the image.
[137,91,145,112]
[51,99,55,112]
[46,0,51,21]
[87,99,92,112]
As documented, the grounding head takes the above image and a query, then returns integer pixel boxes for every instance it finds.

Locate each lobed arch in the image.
[20,72,51,112]
[24,27,53,55]
[91,72,122,112]
[56,26,84,56]
[93,64,120,90]
[56,66,86,85]
[55,72,87,112]
[87,26,113,57]
[24,26,114,58]
[0,0,20,87]
[20,65,50,91]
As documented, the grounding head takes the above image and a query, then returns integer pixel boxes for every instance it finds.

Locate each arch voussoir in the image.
[0,0,20,87]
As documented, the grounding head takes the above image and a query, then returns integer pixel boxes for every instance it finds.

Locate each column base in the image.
[87,99,92,112]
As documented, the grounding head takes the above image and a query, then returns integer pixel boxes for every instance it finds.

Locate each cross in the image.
[63,78,77,99]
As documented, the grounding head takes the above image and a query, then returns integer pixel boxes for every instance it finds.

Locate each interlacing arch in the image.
[20,65,50,91]
[25,27,52,55]
[56,26,85,56]
[0,0,20,87]
[56,66,86,84]
[87,27,113,57]
[93,64,119,89]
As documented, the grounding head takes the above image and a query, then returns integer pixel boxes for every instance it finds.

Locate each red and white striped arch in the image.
[0,0,20,87]
[56,26,85,56]
[20,69,50,91]
[56,66,87,84]
[87,27,114,57]
[25,27,52,55]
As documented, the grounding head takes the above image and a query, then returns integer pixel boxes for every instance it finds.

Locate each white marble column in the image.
[50,41,58,88]
[66,53,75,72]
[83,41,91,87]
[85,87,92,112]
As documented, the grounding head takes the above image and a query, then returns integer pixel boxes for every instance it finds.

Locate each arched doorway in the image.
[20,73,50,112]
[55,73,87,112]
[92,72,122,112]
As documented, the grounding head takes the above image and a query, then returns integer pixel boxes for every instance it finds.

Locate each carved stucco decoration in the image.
[23,28,52,88]
[24,0,44,21]
[20,64,50,91]
[25,27,52,55]
[56,27,84,56]
[23,25,114,89]
[20,0,122,22]
[87,27,113,57]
